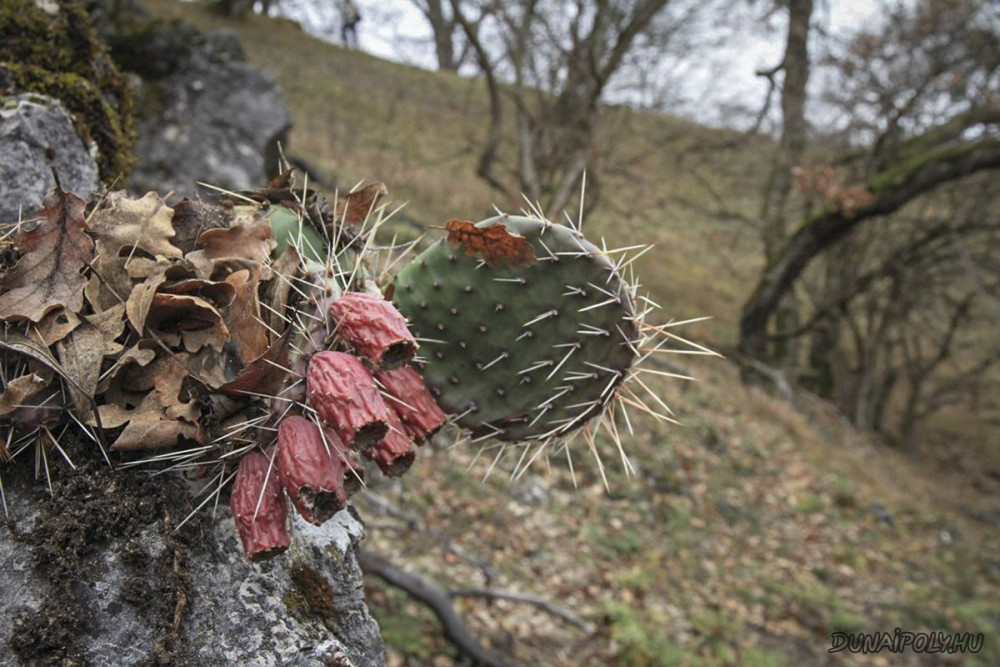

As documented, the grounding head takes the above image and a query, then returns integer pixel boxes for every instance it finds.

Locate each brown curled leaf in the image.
[88,191,183,260]
[337,182,387,225]
[0,373,53,417]
[446,219,537,268]
[186,209,275,279]
[95,355,204,450]
[218,329,292,397]
[0,188,94,322]
[222,269,269,363]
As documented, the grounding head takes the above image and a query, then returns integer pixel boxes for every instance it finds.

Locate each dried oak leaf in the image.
[88,191,184,260]
[0,372,53,417]
[29,308,81,347]
[96,356,203,451]
[146,293,230,353]
[126,268,169,334]
[170,199,232,254]
[222,268,269,362]
[338,182,387,225]
[0,189,94,322]
[446,219,537,268]
[180,343,242,390]
[96,342,157,394]
[186,209,275,280]
[159,278,237,309]
[262,245,300,342]
[85,252,133,313]
[218,329,292,397]
[56,304,126,414]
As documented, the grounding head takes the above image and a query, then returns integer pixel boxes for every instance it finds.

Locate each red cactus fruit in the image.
[375,366,447,442]
[328,292,417,369]
[307,351,389,449]
[276,415,349,525]
[230,451,291,561]
[366,408,416,477]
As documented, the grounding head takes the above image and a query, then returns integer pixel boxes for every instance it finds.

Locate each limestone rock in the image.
[0,94,100,223]
[0,452,385,666]
[129,28,291,198]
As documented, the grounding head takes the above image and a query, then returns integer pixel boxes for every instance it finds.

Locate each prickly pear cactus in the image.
[0,174,446,561]
[392,215,639,442]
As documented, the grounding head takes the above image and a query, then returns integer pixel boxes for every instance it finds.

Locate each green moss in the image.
[794,492,824,514]
[288,562,336,621]
[0,0,136,181]
[830,609,866,635]
[602,601,686,667]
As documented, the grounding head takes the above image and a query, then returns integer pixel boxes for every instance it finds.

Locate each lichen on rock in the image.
[0,436,385,666]
[0,0,137,182]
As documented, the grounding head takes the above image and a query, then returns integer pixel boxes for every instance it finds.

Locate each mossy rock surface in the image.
[0,0,136,181]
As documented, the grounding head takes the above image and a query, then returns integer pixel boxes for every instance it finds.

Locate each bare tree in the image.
[755,0,813,364]
[739,0,1000,362]
[733,0,1000,444]
[408,0,473,71]
[450,0,694,217]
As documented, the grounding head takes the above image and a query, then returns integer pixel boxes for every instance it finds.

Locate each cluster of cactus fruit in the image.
[231,329,449,560]
[1,172,696,562]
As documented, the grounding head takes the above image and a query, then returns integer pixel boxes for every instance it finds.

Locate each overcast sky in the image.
[276,0,888,128]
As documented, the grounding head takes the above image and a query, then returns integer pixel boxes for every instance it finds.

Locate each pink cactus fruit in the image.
[307,351,389,449]
[328,292,417,369]
[230,451,291,561]
[276,415,349,525]
[375,366,447,442]
[366,407,416,477]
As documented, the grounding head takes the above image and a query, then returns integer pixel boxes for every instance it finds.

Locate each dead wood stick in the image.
[358,549,521,667]
[449,588,592,632]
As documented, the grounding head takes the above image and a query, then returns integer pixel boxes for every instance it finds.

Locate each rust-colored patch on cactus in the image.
[445,219,537,268]
[306,351,389,449]
[230,451,290,562]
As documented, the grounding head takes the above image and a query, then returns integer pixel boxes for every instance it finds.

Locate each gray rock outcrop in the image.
[0,94,100,223]
[128,28,291,198]
[0,452,385,666]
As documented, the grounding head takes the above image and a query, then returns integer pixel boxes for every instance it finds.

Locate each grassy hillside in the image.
[143,2,1000,665]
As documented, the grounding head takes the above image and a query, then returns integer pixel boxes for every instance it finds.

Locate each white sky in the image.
[279,0,888,129]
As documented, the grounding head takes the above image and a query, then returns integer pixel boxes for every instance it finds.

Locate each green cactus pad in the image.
[392,215,638,441]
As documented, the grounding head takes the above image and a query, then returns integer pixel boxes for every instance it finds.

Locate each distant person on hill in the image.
[340,1,362,48]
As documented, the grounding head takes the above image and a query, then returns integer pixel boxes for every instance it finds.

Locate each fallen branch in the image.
[449,588,592,632]
[358,549,521,667]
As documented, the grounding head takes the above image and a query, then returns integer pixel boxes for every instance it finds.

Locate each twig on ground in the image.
[449,588,592,632]
[358,549,521,667]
